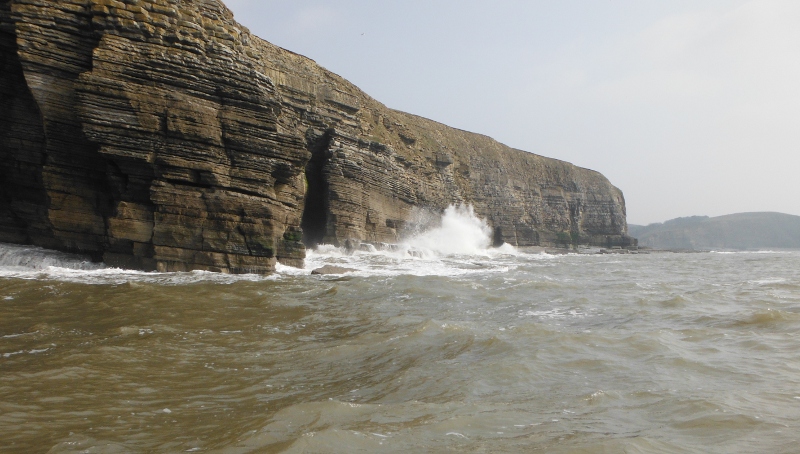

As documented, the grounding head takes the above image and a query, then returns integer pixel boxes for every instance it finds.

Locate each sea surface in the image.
[1,208,799,453]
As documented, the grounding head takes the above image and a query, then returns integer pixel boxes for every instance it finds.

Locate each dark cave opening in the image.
[492,226,505,247]
[300,131,332,248]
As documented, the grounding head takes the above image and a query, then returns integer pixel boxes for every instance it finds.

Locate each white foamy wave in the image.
[519,307,596,320]
[0,265,281,286]
[302,247,515,278]
[274,262,311,276]
[299,204,530,277]
[402,205,492,257]
[748,278,787,286]
[710,250,786,254]
[0,243,102,271]
[0,242,281,285]
[0,205,532,282]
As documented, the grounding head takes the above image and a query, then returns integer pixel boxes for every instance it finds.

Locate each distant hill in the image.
[629,212,800,250]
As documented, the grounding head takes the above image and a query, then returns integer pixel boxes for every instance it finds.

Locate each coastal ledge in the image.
[0,0,634,274]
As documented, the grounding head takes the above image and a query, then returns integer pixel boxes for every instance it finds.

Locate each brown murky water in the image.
[1,243,800,453]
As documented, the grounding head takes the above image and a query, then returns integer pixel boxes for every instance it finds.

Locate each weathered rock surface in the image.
[0,0,634,273]
[310,265,356,276]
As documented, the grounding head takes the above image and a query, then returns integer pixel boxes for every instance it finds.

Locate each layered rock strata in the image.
[0,0,634,273]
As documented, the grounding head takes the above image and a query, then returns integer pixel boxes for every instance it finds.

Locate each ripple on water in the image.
[2,245,800,453]
[728,308,800,328]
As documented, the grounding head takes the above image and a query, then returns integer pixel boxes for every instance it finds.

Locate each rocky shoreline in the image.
[1,0,635,273]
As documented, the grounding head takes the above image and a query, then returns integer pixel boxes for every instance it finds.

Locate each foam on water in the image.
[0,243,102,271]
[302,205,533,277]
[0,242,276,285]
[2,237,800,452]
[711,250,784,254]
[403,205,492,256]
[0,205,541,282]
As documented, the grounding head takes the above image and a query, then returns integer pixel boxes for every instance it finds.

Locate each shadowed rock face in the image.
[0,0,634,273]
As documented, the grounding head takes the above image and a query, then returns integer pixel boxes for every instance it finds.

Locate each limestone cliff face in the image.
[0,0,634,273]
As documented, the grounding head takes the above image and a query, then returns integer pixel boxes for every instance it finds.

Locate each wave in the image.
[0,242,102,271]
[402,205,493,256]
[0,242,277,285]
[0,205,536,282]
[303,205,534,277]
[710,250,795,255]
[729,308,800,327]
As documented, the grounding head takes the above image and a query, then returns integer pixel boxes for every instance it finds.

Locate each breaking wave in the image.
[0,243,102,271]
[0,205,526,281]
[304,204,525,277]
[402,204,493,256]
[0,243,275,285]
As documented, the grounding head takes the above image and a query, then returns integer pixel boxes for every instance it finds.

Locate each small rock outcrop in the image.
[0,0,634,273]
[310,265,356,276]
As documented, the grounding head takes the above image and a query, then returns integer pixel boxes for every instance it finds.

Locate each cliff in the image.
[0,0,634,273]
[629,212,800,251]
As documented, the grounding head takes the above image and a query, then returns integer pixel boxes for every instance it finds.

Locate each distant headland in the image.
[629,212,800,251]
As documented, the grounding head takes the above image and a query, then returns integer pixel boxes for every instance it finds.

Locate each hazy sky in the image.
[223,0,799,225]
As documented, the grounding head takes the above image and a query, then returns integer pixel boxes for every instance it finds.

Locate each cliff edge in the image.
[0,0,634,273]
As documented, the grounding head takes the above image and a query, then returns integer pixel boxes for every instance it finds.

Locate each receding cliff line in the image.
[630,212,800,250]
[0,0,634,273]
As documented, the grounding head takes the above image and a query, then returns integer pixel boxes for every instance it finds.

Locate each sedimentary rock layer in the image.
[0,0,634,273]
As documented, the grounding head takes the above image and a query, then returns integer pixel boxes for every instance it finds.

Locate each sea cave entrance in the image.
[300,132,332,248]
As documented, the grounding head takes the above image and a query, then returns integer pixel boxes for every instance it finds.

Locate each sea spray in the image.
[402,204,493,257]
[0,205,515,281]
[0,243,101,271]
[304,205,522,276]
